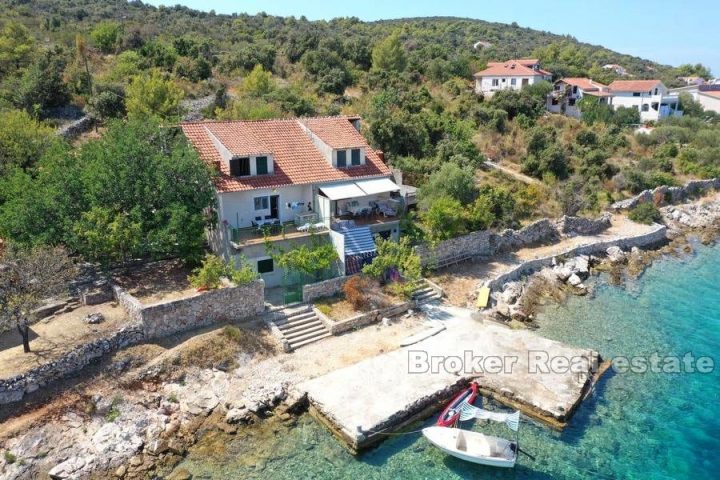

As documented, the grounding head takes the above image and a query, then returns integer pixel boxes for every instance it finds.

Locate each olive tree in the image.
[0,245,76,353]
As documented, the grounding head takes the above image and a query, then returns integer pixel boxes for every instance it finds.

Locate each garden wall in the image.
[486,224,668,290]
[0,326,145,405]
[611,178,720,210]
[417,215,612,269]
[113,280,266,339]
[303,275,354,303]
[316,301,413,336]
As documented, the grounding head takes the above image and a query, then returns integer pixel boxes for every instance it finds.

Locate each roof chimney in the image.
[377,150,386,164]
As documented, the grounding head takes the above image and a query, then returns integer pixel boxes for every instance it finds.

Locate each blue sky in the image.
[146,0,719,75]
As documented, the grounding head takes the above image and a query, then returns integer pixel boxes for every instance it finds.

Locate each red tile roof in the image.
[181,117,391,193]
[300,117,366,149]
[474,59,552,78]
[699,90,720,99]
[204,122,271,157]
[608,80,662,92]
[558,77,608,91]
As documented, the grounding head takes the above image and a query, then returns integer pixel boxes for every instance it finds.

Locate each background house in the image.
[547,78,611,118]
[473,58,552,96]
[182,116,404,292]
[608,80,681,122]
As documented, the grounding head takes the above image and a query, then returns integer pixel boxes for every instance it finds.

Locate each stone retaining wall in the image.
[417,215,611,268]
[555,213,611,236]
[492,218,559,253]
[0,326,144,404]
[611,178,720,210]
[126,280,265,339]
[486,224,668,291]
[302,276,354,303]
[316,301,413,336]
[57,115,95,140]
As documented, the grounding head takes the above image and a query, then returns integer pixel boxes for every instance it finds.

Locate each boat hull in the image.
[436,382,478,427]
[422,426,517,468]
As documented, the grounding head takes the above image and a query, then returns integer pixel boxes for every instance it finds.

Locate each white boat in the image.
[423,402,522,468]
[422,426,517,468]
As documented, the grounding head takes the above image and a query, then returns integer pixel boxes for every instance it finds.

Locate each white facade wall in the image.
[475,74,549,96]
[697,93,720,113]
[219,184,313,229]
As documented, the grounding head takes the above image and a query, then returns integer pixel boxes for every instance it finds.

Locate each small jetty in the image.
[299,305,606,453]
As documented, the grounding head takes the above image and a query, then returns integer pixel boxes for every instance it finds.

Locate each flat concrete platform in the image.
[298,304,600,452]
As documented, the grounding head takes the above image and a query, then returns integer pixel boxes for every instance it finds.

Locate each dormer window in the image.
[337,150,347,168]
[351,149,361,166]
[256,156,269,175]
[230,157,250,176]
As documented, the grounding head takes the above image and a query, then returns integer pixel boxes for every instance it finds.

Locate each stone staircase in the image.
[412,279,443,305]
[272,305,331,351]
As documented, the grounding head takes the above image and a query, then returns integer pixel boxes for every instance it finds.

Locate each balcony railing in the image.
[227,210,401,248]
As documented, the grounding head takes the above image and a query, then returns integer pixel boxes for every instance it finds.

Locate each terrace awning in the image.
[355,177,400,195]
[319,182,367,201]
[319,177,399,200]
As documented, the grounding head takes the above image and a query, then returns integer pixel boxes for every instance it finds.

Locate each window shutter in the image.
[337,150,347,168]
[351,149,361,166]
[256,156,268,175]
[231,157,250,176]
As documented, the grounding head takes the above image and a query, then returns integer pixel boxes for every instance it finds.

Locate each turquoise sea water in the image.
[176,242,720,479]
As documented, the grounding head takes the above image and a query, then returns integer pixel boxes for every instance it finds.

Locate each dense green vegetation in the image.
[0,0,718,259]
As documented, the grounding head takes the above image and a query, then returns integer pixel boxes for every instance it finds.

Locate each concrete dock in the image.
[298,304,601,452]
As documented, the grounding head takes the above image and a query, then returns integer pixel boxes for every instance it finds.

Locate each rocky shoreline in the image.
[1,195,719,480]
[489,195,720,328]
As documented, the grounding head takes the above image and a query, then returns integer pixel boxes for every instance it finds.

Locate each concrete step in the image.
[412,287,434,297]
[275,311,317,327]
[289,332,332,350]
[281,319,325,336]
[284,324,328,341]
[281,304,312,316]
[414,291,441,304]
[276,317,319,331]
[286,328,331,345]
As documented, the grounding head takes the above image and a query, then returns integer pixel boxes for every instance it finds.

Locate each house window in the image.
[642,104,649,112]
[654,88,658,95]
[256,156,269,175]
[568,98,576,106]
[572,86,578,94]
[633,92,641,97]
[551,98,559,105]
[230,157,250,176]
[337,150,347,168]
[254,196,269,211]
[351,149,361,166]
[257,258,274,274]
[501,78,506,83]
[492,79,499,87]
[510,78,517,86]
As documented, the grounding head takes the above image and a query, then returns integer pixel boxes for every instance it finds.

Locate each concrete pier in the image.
[298,304,601,452]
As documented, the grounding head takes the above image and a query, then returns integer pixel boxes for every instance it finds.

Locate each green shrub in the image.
[4,451,16,464]
[628,203,662,225]
[221,325,244,343]
[188,254,226,289]
[316,303,332,317]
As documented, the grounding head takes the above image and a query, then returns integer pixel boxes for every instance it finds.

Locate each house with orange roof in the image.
[668,84,720,114]
[181,116,404,289]
[473,58,552,97]
[607,80,681,121]
[547,78,612,118]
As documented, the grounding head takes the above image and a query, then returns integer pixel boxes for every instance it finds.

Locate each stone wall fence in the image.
[486,224,668,291]
[417,215,612,269]
[611,178,720,211]
[0,326,145,405]
[303,275,355,303]
[113,280,266,339]
[316,300,413,336]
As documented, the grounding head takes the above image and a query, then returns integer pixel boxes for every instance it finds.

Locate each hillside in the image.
[0,0,718,259]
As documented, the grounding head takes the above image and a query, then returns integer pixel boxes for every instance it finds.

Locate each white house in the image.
[602,64,628,76]
[547,78,612,118]
[473,59,552,97]
[668,85,720,114]
[607,80,681,122]
[181,116,403,288]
